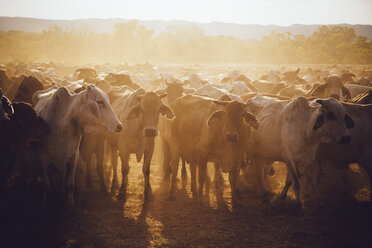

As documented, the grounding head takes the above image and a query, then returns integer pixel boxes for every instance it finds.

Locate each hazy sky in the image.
[0,0,371,25]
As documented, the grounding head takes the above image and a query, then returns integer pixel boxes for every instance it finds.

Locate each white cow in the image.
[245,96,354,208]
[33,85,122,207]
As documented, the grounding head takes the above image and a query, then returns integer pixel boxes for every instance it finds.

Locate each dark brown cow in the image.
[13,76,44,104]
[0,100,49,191]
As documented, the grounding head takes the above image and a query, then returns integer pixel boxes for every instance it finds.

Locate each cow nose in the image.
[339,135,351,144]
[116,124,123,133]
[226,133,238,142]
[144,128,158,137]
[330,93,340,100]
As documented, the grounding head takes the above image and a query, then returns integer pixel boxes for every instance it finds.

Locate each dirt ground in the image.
[1,142,372,248]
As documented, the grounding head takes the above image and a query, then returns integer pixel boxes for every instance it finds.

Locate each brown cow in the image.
[167,94,259,206]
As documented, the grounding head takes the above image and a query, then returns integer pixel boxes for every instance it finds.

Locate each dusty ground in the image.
[1,144,372,248]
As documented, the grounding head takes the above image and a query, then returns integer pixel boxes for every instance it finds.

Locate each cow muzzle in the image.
[339,135,351,144]
[115,124,123,133]
[143,128,158,137]
[226,133,238,143]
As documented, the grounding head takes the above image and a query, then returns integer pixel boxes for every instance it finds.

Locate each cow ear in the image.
[243,111,259,129]
[127,103,141,120]
[160,103,175,120]
[88,100,101,120]
[159,93,167,99]
[2,96,14,116]
[207,110,225,126]
[341,86,351,99]
[313,112,325,130]
[55,87,71,101]
[344,114,355,129]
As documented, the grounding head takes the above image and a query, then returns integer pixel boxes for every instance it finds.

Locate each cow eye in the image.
[97,100,104,105]
[327,111,335,120]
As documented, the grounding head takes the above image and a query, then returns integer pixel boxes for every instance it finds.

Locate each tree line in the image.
[0,20,371,64]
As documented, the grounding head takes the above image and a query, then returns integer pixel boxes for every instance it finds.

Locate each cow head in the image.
[127,92,175,137]
[208,100,259,143]
[165,81,185,104]
[311,75,351,100]
[312,98,354,144]
[81,85,122,134]
[10,102,50,148]
[13,76,44,103]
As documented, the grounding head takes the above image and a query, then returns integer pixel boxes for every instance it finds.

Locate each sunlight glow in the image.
[0,0,371,25]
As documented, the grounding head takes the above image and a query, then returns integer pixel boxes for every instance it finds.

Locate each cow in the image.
[167,94,259,206]
[196,84,242,102]
[104,72,139,89]
[309,75,351,100]
[245,96,354,208]
[159,81,188,181]
[108,88,175,201]
[73,68,97,80]
[345,84,372,99]
[13,76,44,104]
[316,101,372,202]
[33,85,122,207]
[3,102,50,190]
[0,91,49,193]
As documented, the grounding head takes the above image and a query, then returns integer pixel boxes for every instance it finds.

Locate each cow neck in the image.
[62,94,84,137]
[304,106,322,144]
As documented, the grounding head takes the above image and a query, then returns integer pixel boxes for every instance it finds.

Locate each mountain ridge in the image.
[1,16,371,40]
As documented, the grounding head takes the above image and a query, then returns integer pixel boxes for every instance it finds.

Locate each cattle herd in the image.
[1,62,372,213]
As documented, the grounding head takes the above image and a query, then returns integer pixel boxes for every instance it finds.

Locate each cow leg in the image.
[110,144,119,194]
[96,140,107,193]
[278,170,292,200]
[198,161,208,200]
[40,154,49,211]
[143,138,155,201]
[66,151,79,207]
[190,161,197,198]
[169,153,180,199]
[303,163,320,209]
[254,157,270,202]
[214,163,224,190]
[162,141,171,182]
[85,154,93,188]
[287,162,302,209]
[229,165,239,207]
[181,158,187,179]
[117,151,130,201]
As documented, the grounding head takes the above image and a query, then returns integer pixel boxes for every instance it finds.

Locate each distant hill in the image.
[1,17,371,40]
